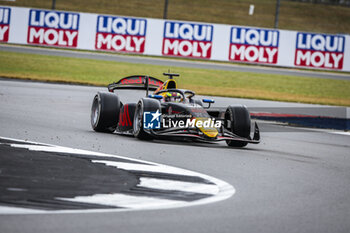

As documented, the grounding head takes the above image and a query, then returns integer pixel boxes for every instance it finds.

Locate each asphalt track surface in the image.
[0,79,350,233]
[1,44,350,80]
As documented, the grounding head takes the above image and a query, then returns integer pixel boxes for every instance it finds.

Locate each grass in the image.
[2,0,350,34]
[1,50,349,106]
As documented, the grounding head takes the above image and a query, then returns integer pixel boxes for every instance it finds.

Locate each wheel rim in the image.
[133,102,143,135]
[91,97,100,127]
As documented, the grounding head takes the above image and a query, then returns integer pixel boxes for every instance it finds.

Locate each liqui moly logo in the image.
[229,27,279,64]
[162,22,213,59]
[295,33,345,70]
[0,7,11,42]
[27,10,79,47]
[95,16,147,53]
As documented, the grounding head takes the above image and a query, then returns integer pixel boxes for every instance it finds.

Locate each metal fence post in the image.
[274,0,281,28]
[163,0,169,19]
[52,0,56,10]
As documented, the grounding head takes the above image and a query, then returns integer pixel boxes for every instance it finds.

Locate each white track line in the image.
[91,160,198,177]
[58,194,187,209]
[0,206,45,214]
[138,178,219,195]
[329,131,350,136]
[0,136,235,215]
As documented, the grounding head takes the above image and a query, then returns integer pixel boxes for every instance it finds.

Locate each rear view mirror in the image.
[148,94,163,100]
[202,99,214,109]
[202,99,215,104]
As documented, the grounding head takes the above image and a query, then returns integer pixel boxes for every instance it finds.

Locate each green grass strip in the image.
[1,50,349,106]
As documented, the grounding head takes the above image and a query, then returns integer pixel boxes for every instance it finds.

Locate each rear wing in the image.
[108,75,164,92]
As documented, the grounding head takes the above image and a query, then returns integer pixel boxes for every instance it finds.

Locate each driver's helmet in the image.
[162,92,182,102]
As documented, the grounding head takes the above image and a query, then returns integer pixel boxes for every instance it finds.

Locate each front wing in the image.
[147,122,260,144]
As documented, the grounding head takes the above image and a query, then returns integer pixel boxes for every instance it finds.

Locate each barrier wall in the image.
[1,6,350,72]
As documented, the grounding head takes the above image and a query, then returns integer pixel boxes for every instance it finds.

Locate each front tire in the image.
[133,98,161,140]
[91,92,121,133]
[225,105,251,147]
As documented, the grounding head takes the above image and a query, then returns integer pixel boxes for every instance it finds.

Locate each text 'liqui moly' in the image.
[27,10,79,47]
[229,27,279,64]
[162,22,213,59]
[95,16,147,53]
[295,33,345,70]
[0,7,11,42]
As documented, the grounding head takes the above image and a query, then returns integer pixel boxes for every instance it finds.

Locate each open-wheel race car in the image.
[91,73,260,147]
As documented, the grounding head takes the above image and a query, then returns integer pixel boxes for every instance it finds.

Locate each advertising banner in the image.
[27,9,79,47]
[0,7,10,42]
[229,26,279,64]
[162,21,213,59]
[294,32,345,70]
[95,15,147,53]
[1,6,349,72]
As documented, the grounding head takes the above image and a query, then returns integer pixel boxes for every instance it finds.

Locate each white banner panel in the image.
[1,6,349,72]
[77,12,96,50]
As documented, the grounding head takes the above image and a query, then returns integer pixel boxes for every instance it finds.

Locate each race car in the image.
[91,73,260,147]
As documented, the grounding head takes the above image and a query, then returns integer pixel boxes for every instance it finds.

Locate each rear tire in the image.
[91,92,121,133]
[225,105,251,147]
[133,98,161,140]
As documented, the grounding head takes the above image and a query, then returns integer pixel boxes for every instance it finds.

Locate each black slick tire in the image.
[91,92,121,133]
[225,105,251,147]
[133,98,161,140]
